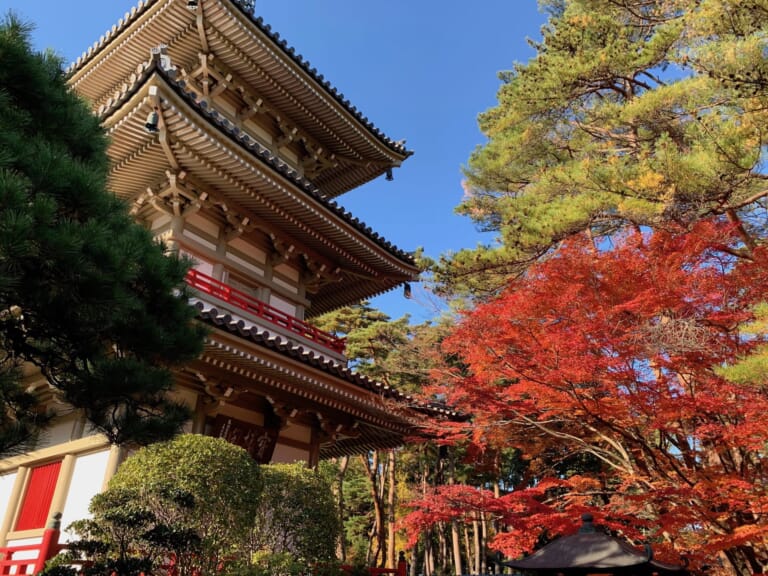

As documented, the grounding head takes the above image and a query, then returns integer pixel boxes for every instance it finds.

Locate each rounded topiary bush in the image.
[109,433,262,545]
[252,462,341,564]
[72,434,262,576]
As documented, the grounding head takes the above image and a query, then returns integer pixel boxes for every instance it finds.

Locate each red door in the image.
[15,461,62,531]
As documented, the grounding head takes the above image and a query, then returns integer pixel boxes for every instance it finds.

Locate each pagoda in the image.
[0,1,438,571]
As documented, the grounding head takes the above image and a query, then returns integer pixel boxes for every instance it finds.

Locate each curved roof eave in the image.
[99,61,420,278]
[195,301,459,421]
[66,0,413,161]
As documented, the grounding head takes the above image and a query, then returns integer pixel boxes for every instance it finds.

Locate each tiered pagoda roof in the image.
[64,0,439,459]
[188,301,456,458]
[68,0,411,197]
[97,57,418,313]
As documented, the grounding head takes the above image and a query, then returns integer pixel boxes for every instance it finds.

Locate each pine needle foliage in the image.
[0,15,206,454]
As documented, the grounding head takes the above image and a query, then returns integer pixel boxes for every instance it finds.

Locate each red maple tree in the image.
[408,220,768,575]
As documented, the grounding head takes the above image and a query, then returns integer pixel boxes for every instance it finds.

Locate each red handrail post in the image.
[0,547,14,576]
[33,528,62,574]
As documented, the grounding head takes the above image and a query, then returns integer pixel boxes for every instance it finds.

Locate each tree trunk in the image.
[409,549,418,576]
[386,449,397,569]
[451,521,463,576]
[447,450,463,576]
[361,451,384,567]
[334,456,349,561]
[473,516,481,574]
[438,522,448,572]
[424,530,435,576]
[463,523,472,574]
[481,511,489,574]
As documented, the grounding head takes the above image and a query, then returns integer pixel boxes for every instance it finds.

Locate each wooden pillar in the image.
[102,445,125,490]
[212,228,228,281]
[69,411,87,441]
[47,454,75,527]
[191,394,210,434]
[167,214,185,253]
[308,423,321,469]
[295,281,307,320]
[0,468,28,546]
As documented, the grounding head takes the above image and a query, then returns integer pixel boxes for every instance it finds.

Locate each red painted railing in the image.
[185,269,346,354]
[0,528,63,575]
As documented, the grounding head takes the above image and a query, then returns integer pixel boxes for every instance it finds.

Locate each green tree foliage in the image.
[252,462,341,564]
[419,3,768,575]
[332,457,377,563]
[315,303,489,574]
[436,0,768,296]
[717,302,768,386]
[63,435,262,576]
[0,16,205,454]
[314,302,408,384]
[0,358,45,456]
[313,301,446,393]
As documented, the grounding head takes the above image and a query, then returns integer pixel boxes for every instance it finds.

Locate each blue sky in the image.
[2,0,547,322]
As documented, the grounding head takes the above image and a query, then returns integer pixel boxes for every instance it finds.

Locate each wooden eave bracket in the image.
[316,412,361,441]
[191,47,340,171]
[148,85,181,172]
[302,258,343,290]
[269,235,296,264]
[195,1,210,53]
[266,395,301,428]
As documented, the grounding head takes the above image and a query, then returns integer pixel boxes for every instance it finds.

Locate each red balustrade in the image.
[185,269,346,355]
[0,528,62,575]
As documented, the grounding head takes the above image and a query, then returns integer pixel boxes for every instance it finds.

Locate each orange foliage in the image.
[408,221,768,574]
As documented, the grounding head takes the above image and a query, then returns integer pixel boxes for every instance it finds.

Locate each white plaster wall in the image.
[268,293,297,316]
[229,238,266,264]
[279,423,311,443]
[34,415,79,451]
[0,470,18,527]
[186,214,219,239]
[272,275,299,294]
[60,450,111,541]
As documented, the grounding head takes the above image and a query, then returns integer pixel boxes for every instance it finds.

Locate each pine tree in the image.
[0,16,205,455]
[436,0,768,297]
[420,3,768,575]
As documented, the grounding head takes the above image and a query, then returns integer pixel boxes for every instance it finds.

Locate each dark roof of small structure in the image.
[503,515,686,574]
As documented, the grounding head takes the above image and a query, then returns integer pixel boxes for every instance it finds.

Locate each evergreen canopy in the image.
[437,0,768,297]
[0,16,205,455]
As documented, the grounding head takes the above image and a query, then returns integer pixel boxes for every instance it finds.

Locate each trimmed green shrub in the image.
[66,435,262,576]
[252,462,341,564]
